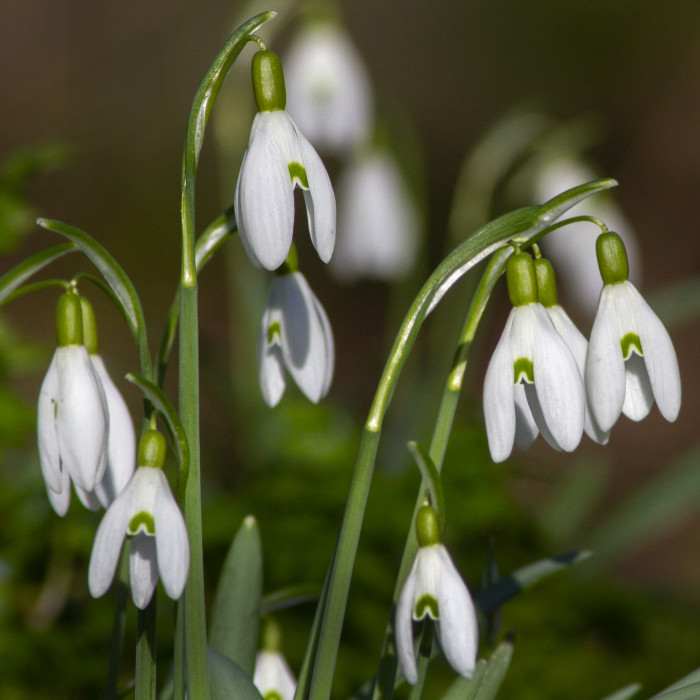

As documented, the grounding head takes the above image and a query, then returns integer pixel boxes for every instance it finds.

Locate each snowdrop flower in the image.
[38,292,108,515]
[332,149,420,280]
[483,252,585,462]
[534,256,610,445]
[586,232,681,432]
[284,22,373,153]
[88,430,189,609]
[235,48,335,271]
[396,506,479,684]
[534,156,641,316]
[253,618,297,700]
[258,250,334,407]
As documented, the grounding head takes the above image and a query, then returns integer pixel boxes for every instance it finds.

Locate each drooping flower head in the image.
[235,48,336,271]
[586,232,681,432]
[257,247,334,407]
[88,430,189,609]
[332,147,420,281]
[38,291,108,515]
[396,505,479,684]
[253,617,297,700]
[483,251,585,462]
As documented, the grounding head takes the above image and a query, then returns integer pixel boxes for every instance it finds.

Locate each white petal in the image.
[234,149,263,269]
[257,299,287,407]
[395,557,419,685]
[513,383,538,452]
[88,484,132,598]
[586,287,626,432]
[621,352,655,421]
[55,346,108,492]
[37,352,62,493]
[629,283,682,422]
[235,112,294,270]
[530,305,584,452]
[483,310,516,463]
[253,650,297,700]
[523,383,562,452]
[74,482,101,511]
[130,534,159,609]
[279,274,334,403]
[91,356,136,507]
[46,467,71,517]
[434,545,479,678]
[153,470,189,601]
[295,126,336,263]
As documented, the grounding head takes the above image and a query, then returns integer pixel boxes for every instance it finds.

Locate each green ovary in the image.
[621,332,643,360]
[288,162,309,189]
[514,357,534,384]
[414,594,439,621]
[128,511,155,536]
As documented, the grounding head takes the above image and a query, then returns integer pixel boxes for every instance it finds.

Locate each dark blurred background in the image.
[2,1,700,698]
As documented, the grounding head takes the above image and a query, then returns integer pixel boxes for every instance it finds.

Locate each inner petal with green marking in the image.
[620,332,643,360]
[128,511,155,536]
[288,162,309,189]
[513,357,534,384]
[268,321,282,344]
[413,594,439,621]
[264,693,283,700]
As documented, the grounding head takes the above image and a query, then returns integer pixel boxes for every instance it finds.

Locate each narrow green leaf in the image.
[0,242,75,307]
[37,218,144,338]
[125,373,189,485]
[650,683,700,700]
[600,683,642,700]
[407,441,445,532]
[472,636,514,700]
[474,551,592,614]
[587,447,700,562]
[208,648,263,700]
[195,206,237,271]
[209,515,263,676]
[261,585,318,615]
[650,668,700,698]
[443,659,488,700]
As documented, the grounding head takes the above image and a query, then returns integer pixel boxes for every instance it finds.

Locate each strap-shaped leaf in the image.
[650,668,700,699]
[474,551,592,614]
[209,515,263,676]
[37,218,144,339]
[195,206,237,270]
[0,242,76,307]
[126,373,189,486]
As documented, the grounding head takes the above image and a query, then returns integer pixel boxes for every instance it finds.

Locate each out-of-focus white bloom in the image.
[285,23,373,153]
[253,650,297,700]
[534,157,641,316]
[258,270,334,407]
[587,280,681,432]
[38,345,108,515]
[332,150,420,280]
[396,543,479,684]
[235,109,336,271]
[88,462,189,609]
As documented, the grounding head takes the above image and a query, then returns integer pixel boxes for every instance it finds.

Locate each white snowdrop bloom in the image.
[396,507,479,685]
[586,232,680,432]
[235,50,335,271]
[534,156,641,316]
[88,432,189,609]
[258,267,334,407]
[332,150,420,281]
[483,253,585,462]
[38,293,108,515]
[253,650,297,700]
[284,23,373,153]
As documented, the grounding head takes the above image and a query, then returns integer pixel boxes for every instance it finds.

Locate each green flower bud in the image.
[56,291,83,347]
[252,50,286,112]
[534,257,558,308]
[506,252,538,307]
[80,296,99,355]
[276,243,299,276]
[138,430,167,469]
[416,505,441,547]
[596,232,629,285]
